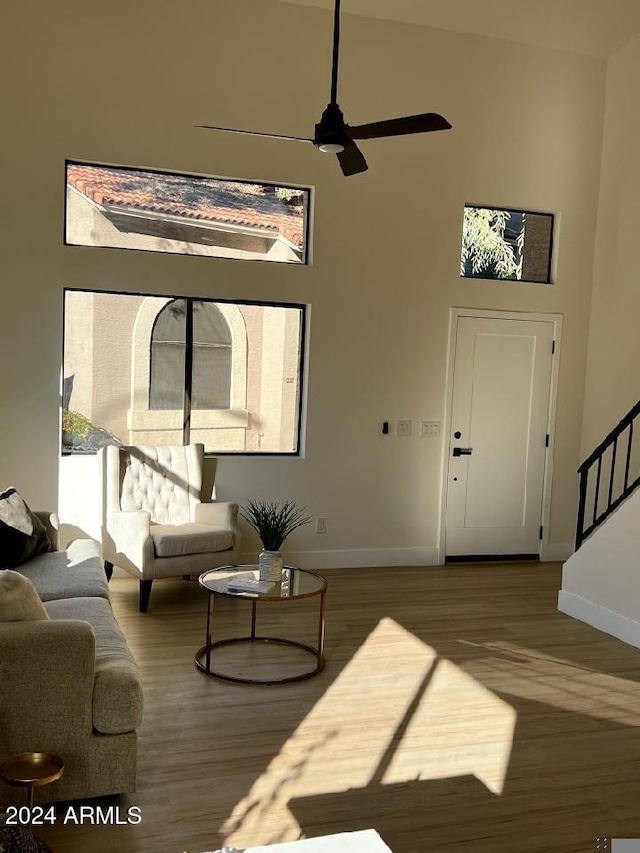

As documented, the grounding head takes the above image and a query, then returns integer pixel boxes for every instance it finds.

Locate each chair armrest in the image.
[34,511,60,551]
[107,509,151,541]
[0,620,95,749]
[195,502,241,554]
[104,510,153,571]
[194,501,239,530]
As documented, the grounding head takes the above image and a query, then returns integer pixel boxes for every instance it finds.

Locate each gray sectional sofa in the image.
[0,513,143,803]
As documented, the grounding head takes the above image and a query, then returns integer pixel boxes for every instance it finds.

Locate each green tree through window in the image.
[461,207,524,280]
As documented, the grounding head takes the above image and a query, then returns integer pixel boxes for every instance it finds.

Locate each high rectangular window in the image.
[65,161,311,265]
[460,205,554,283]
[62,290,306,455]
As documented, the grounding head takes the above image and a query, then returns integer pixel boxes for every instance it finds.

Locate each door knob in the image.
[452,447,473,457]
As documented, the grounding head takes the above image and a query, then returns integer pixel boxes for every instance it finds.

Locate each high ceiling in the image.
[277,0,640,59]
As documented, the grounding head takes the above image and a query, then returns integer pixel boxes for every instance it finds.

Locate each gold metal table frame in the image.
[0,752,64,807]
[195,565,327,685]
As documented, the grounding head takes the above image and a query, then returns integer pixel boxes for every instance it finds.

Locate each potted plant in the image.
[241,499,311,580]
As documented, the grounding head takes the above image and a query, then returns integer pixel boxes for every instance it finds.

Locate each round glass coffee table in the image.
[195,565,327,685]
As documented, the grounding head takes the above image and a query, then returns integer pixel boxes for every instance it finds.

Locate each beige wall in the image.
[2,0,606,561]
[580,32,640,458]
[555,33,640,641]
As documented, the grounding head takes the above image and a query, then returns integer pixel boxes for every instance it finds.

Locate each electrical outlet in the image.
[396,420,412,437]
[315,517,327,534]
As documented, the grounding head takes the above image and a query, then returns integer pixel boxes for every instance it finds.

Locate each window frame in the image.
[460,203,555,285]
[61,287,308,457]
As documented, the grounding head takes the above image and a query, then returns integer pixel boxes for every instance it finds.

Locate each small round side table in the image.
[0,752,64,806]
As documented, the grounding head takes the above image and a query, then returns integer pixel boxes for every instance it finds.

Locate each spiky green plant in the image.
[241,499,311,551]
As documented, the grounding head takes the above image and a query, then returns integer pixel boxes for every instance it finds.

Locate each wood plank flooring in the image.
[29,563,640,852]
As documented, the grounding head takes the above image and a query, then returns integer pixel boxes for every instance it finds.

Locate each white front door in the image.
[445,315,555,558]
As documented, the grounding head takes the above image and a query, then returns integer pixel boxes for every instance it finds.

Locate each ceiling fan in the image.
[196,0,452,176]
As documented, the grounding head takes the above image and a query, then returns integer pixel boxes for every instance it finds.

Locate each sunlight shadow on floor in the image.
[222,617,516,847]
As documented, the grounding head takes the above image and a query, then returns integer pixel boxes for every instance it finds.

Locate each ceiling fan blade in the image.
[196,125,314,144]
[337,140,368,176]
[348,112,452,140]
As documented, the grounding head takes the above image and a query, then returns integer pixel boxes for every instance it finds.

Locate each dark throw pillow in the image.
[0,487,51,568]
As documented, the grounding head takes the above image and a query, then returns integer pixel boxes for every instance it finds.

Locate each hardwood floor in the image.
[34,563,640,853]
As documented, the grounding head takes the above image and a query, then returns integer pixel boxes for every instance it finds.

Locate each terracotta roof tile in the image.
[67,164,306,249]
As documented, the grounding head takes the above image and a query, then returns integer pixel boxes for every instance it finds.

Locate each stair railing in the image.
[576,398,640,550]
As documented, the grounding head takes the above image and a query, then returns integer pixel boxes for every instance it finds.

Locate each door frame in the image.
[438,308,563,564]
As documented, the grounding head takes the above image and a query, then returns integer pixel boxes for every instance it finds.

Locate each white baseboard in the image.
[557,590,640,649]
[242,547,441,571]
[543,542,574,562]
[110,548,440,579]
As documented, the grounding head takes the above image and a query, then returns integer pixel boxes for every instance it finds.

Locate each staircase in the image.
[575,398,640,549]
[559,399,640,649]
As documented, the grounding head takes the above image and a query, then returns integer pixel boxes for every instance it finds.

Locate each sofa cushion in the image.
[45,596,143,735]
[0,570,49,621]
[151,523,233,557]
[16,538,109,602]
[0,487,51,568]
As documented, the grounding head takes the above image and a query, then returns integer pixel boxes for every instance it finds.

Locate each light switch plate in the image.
[420,421,441,437]
[396,420,412,437]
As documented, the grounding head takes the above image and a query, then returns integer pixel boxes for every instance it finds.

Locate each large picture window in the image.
[62,289,306,455]
[65,161,311,265]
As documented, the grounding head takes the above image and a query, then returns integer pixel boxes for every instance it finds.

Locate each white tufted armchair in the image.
[99,444,241,612]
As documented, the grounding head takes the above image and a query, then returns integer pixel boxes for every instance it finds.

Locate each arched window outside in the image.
[192,300,232,409]
[150,299,231,410]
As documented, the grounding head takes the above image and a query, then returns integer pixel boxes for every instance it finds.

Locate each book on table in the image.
[226,573,274,594]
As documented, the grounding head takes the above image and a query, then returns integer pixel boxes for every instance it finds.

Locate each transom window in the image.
[64,161,311,265]
[460,205,554,284]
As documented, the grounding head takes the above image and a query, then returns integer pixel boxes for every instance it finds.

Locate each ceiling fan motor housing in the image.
[314,103,349,151]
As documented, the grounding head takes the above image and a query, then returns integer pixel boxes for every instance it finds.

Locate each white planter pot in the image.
[259,549,283,581]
